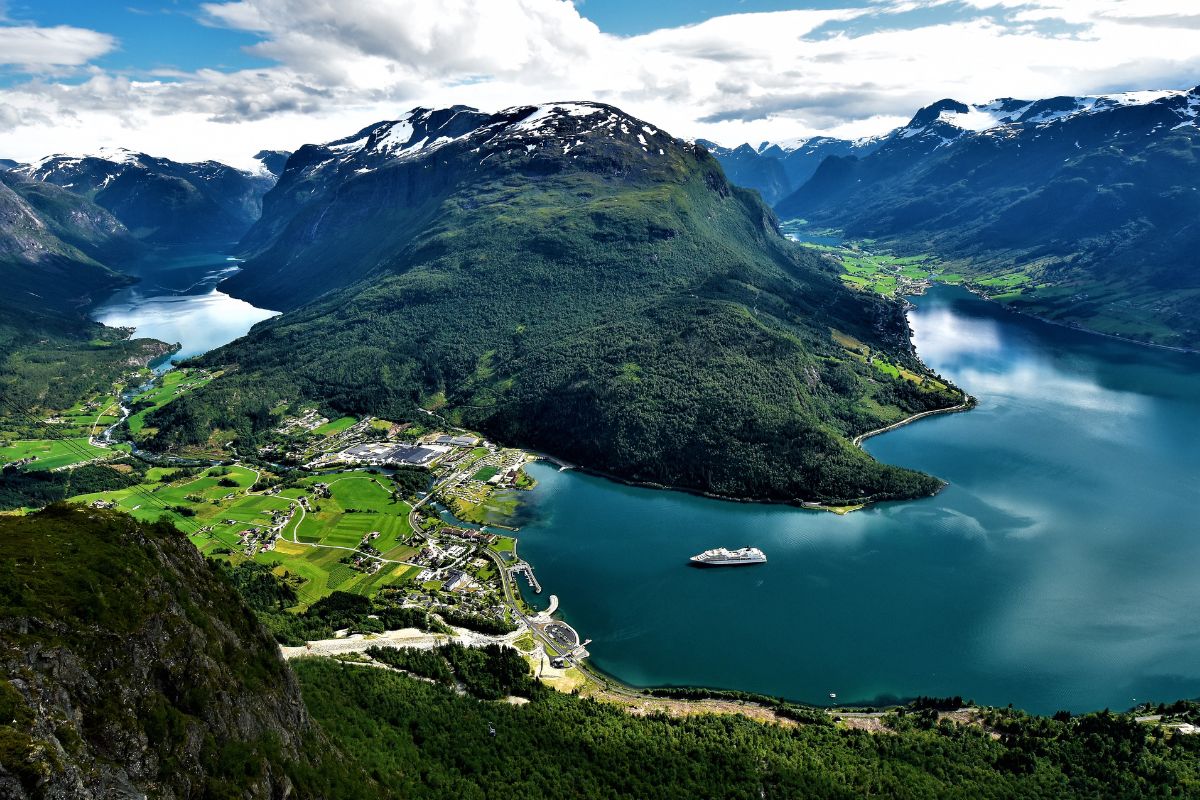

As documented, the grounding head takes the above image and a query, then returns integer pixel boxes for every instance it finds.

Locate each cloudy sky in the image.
[1,0,1198,168]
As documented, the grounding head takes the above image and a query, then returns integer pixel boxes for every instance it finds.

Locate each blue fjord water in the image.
[92,248,278,366]
[514,285,1200,713]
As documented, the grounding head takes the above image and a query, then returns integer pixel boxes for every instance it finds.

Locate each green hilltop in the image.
[151,103,963,505]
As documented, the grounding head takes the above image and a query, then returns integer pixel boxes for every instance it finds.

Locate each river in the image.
[512,285,1200,714]
[91,247,278,367]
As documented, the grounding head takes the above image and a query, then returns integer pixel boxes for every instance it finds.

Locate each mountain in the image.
[253,148,292,177]
[0,505,369,798]
[697,141,792,205]
[0,159,22,171]
[0,171,138,318]
[777,87,1200,348]
[0,173,171,432]
[15,148,276,246]
[701,136,883,205]
[224,104,494,308]
[153,101,963,505]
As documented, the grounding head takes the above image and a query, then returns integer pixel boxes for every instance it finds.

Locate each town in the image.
[11,373,594,686]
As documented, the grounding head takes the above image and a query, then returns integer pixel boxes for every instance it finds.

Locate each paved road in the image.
[280,624,526,660]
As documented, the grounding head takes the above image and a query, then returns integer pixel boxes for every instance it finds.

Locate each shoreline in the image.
[528,391,974,515]
[534,460,899,514]
[959,283,1200,356]
[851,397,976,447]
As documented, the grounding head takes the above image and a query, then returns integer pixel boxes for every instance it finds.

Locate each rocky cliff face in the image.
[0,173,136,316]
[0,506,350,799]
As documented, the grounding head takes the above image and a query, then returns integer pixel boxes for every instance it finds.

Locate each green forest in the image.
[3,506,1200,799]
[146,124,963,505]
[298,658,1200,799]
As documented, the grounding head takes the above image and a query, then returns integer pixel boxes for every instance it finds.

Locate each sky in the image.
[0,0,1198,169]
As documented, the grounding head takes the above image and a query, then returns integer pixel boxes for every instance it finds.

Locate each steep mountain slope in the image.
[155,102,962,505]
[0,174,173,438]
[0,505,373,799]
[778,87,1200,347]
[15,148,275,246]
[702,136,883,205]
[0,172,136,319]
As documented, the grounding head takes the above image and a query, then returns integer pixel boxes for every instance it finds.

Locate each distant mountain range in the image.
[150,101,962,505]
[12,147,275,246]
[708,86,1200,348]
[0,149,283,326]
[699,136,882,205]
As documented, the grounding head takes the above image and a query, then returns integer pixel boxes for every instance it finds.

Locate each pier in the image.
[512,562,542,593]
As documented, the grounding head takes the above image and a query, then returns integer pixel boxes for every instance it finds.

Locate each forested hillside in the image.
[301,658,1200,799]
[151,102,963,505]
[0,506,373,799]
[3,507,1199,799]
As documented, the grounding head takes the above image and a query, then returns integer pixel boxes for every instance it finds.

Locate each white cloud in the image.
[0,23,115,67]
[1,0,1199,167]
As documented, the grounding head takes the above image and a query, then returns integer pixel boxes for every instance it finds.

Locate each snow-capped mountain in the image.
[232,101,691,308]
[882,89,1199,154]
[701,135,882,205]
[777,84,1200,348]
[15,148,276,245]
[252,149,292,178]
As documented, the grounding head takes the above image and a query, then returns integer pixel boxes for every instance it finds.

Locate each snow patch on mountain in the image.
[936,106,1006,132]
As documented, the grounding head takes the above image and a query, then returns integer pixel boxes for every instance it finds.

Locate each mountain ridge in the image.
[14,148,276,246]
[153,100,963,505]
[775,84,1200,347]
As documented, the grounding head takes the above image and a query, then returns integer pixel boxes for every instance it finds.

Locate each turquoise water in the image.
[514,285,1200,713]
[92,248,278,365]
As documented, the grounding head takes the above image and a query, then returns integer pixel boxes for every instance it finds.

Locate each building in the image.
[434,435,479,448]
[341,442,439,466]
[444,569,472,592]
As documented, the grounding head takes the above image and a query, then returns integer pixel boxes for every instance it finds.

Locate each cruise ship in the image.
[689,546,767,567]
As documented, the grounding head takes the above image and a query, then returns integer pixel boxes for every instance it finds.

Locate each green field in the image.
[828,250,936,295]
[313,415,356,436]
[0,438,110,471]
[471,465,499,482]
[68,465,419,608]
[290,473,415,557]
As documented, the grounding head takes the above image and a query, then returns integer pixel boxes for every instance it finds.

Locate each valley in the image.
[3,75,1200,797]
[717,88,1200,350]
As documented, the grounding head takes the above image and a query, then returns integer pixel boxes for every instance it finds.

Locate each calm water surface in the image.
[92,248,278,365]
[514,285,1200,713]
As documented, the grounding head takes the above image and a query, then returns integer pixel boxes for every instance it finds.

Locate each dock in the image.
[511,562,542,593]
